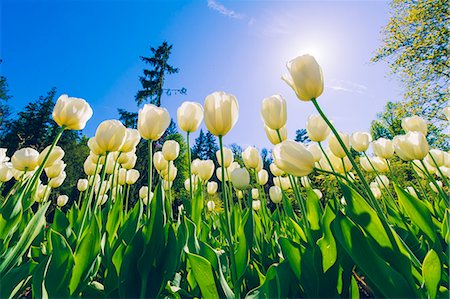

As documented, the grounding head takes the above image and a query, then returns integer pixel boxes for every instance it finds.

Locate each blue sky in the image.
[2,0,402,149]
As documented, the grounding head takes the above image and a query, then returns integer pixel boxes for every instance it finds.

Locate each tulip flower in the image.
[207,181,218,195]
[307,144,322,163]
[257,169,269,185]
[0,163,13,182]
[402,115,427,136]
[207,200,216,212]
[351,132,372,152]
[216,167,227,182]
[269,163,284,177]
[117,168,127,185]
[0,148,9,163]
[374,175,389,189]
[191,158,201,175]
[120,129,141,153]
[94,180,110,195]
[95,120,127,153]
[98,194,108,206]
[12,148,39,172]
[282,54,324,101]
[371,186,382,199]
[57,195,69,207]
[318,149,352,174]
[372,138,395,159]
[153,152,168,172]
[260,94,287,130]
[204,91,239,137]
[269,186,282,204]
[161,165,177,182]
[274,176,292,191]
[329,131,350,158]
[36,184,50,202]
[216,147,233,167]
[45,160,66,179]
[126,169,140,185]
[38,145,64,167]
[162,140,180,161]
[300,176,311,188]
[177,101,204,133]
[406,186,418,198]
[230,168,250,190]
[306,114,330,142]
[252,200,261,211]
[185,176,199,192]
[48,171,67,188]
[162,179,173,190]
[77,179,89,192]
[394,132,429,161]
[84,159,101,176]
[313,189,323,199]
[264,125,287,145]
[273,140,315,177]
[424,149,445,168]
[444,106,450,121]
[88,138,104,156]
[104,155,119,175]
[251,188,259,199]
[139,186,148,199]
[430,181,443,193]
[236,190,243,199]
[227,162,240,179]
[197,160,215,181]
[52,94,93,130]
[138,104,171,141]
[242,146,260,169]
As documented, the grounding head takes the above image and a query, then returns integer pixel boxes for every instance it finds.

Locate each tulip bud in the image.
[306,115,330,142]
[162,140,180,161]
[269,163,284,177]
[0,163,13,182]
[282,54,324,101]
[142,192,153,206]
[138,104,171,140]
[84,159,101,176]
[95,120,127,153]
[313,189,323,199]
[236,190,243,199]
[185,176,198,192]
[307,144,322,163]
[104,155,119,175]
[36,184,50,202]
[252,200,261,211]
[402,116,427,136]
[227,162,241,177]
[204,91,239,136]
[351,132,372,152]
[406,186,418,198]
[273,140,315,177]
[394,132,429,161]
[45,160,66,179]
[329,131,350,158]
[374,175,389,189]
[425,149,445,168]
[11,148,39,171]
[57,195,69,207]
[197,160,215,181]
[372,138,395,159]
[191,158,201,175]
[120,128,141,153]
[257,169,268,186]
[48,171,66,188]
[117,168,127,185]
[52,94,93,130]
[371,187,382,199]
[230,168,250,190]
[251,188,259,199]
[177,101,204,133]
[269,186,282,204]
[0,148,9,163]
[274,176,292,191]
[264,125,287,145]
[98,194,108,206]
[430,181,443,194]
[216,167,228,182]
[153,151,168,173]
[126,169,140,185]
[161,164,177,182]
[300,176,310,188]
[207,181,218,195]
[139,186,148,199]
[122,152,137,169]
[216,147,233,168]
[162,179,173,190]
[207,200,216,212]
[359,156,373,172]
[260,94,287,130]
[77,179,88,192]
[242,146,260,169]
[94,180,110,195]
[38,145,64,167]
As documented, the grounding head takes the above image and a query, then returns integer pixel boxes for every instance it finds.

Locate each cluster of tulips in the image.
[0,54,449,299]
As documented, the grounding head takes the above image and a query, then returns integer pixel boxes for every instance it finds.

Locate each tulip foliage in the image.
[0,55,449,299]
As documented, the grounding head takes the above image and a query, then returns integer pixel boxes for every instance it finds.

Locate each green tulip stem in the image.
[167,160,173,221]
[219,135,238,297]
[276,129,283,143]
[287,174,313,244]
[147,139,153,219]
[186,132,193,202]
[77,191,83,207]
[409,162,431,202]
[93,152,109,212]
[125,184,130,212]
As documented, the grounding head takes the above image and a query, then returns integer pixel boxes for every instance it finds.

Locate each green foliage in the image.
[372,0,449,149]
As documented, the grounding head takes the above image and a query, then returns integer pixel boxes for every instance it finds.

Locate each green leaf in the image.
[105,190,123,244]
[422,249,441,299]
[306,188,322,232]
[0,201,50,276]
[69,214,101,296]
[0,260,35,298]
[186,251,220,299]
[235,209,253,281]
[279,237,302,281]
[332,212,417,298]
[191,180,204,231]
[316,204,337,272]
[394,184,437,243]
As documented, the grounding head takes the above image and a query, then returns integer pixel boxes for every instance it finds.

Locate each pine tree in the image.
[191,129,219,161]
[295,129,310,144]
[0,63,12,133]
